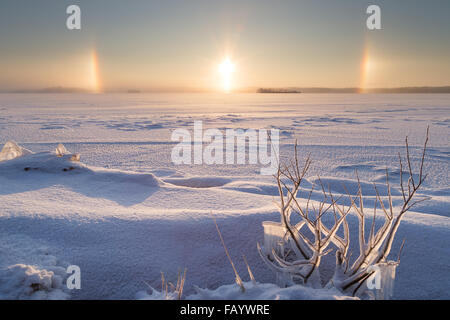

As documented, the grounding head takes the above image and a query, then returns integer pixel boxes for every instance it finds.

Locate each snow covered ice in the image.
[0,141,31,162]
[0,93,449,300]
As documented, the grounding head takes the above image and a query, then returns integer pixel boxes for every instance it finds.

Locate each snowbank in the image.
[0,264,69,300]
[137,282,357,300]
[0,234,70,300]
[164,177,231,188]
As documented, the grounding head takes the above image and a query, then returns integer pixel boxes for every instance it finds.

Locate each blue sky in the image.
[1,0,449,91]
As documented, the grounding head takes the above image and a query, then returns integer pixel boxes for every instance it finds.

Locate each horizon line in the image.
[2,85,450,94]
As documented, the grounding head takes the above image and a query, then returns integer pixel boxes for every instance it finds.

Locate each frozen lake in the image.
[0,93,449,299]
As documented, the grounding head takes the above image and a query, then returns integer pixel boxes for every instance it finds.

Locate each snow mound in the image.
[309,176,402,196]
[223,181,281,196]
[0,264,69,300]
[164,177,231,188]
[0,142,161,206]
[137,282,357,300]
[136,287,181,300]
[188,282,356,300]
[0,234,70,300]
[0,150,84,174]
[91,168,161,187]
[0,141,32,162]
[0,142,160,187]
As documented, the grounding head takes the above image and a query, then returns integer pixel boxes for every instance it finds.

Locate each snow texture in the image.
[0,93,448,299]
[137,281,358,300]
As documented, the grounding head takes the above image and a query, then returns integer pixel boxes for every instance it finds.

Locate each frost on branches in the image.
[258,129,429,299]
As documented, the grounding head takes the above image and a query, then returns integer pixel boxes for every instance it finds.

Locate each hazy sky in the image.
[1,0,450,92]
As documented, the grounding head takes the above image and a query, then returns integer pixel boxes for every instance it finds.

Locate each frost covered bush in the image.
[258,130,429,299]
[0,264,69,300]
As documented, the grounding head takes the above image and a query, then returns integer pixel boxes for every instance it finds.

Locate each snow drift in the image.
[137,281,357,300]
[0,93,448,300]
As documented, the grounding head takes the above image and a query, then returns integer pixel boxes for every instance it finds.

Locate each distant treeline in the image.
[7,87,91,93]
[257,88,301,93]
[256,86,450,94]
[364,86,450,93]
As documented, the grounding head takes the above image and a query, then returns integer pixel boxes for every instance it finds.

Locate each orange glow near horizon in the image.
[89,50,101,93]
[218,58,235,93]
[359,45,373,92]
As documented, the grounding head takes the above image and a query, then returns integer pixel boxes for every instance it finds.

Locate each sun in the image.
[219,58,235,75]
[218,58,235,92]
